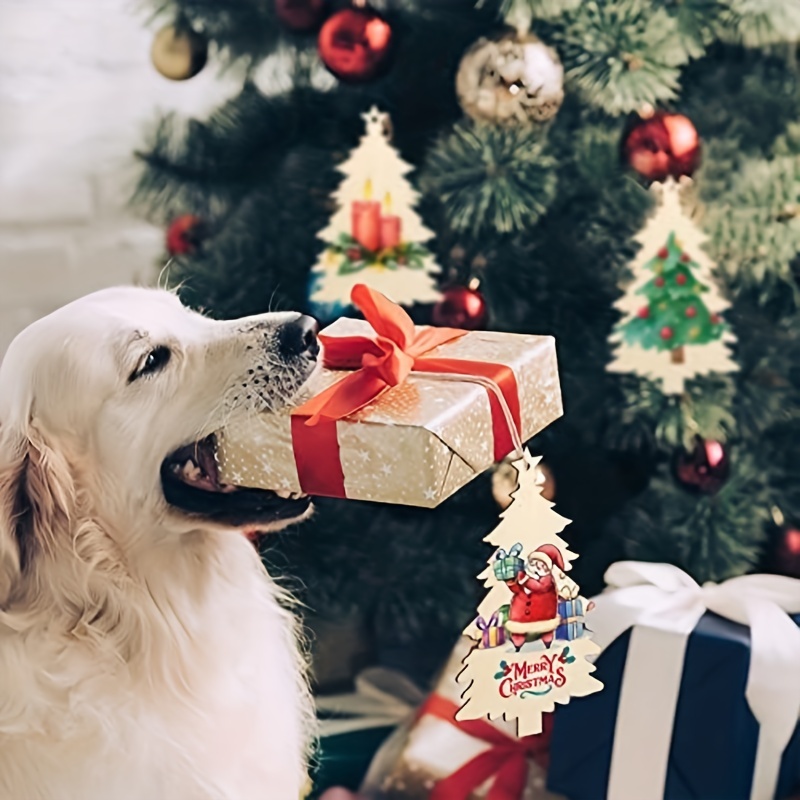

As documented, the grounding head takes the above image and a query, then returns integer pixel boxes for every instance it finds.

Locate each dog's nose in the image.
[278,315,320,359]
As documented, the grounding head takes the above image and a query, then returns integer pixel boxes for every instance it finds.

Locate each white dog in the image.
[0,287,320,799]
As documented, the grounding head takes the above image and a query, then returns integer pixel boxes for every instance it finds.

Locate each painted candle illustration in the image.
[309,106,441,309]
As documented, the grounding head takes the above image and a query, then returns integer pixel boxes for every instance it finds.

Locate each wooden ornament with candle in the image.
[310,106,441,311]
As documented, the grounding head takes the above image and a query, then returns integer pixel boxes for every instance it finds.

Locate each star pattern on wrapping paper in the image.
[423,487,438,502]
[355,449,372,464]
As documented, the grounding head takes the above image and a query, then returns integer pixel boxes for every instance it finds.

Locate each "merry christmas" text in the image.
[497,654,566,698]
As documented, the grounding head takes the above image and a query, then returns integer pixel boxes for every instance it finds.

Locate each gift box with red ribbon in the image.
[214,285,562,507]
[359,637,563,800]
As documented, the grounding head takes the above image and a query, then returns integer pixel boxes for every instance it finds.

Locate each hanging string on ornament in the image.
[317,1,393,82]
[432,279,488,330]
[151,18,208,81]
[275,0,328,32]
[456,28,564,125]
[166,215,207,256]
[622,107,701,182]
[672,436,730,494]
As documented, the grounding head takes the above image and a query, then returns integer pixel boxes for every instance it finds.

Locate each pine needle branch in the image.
[617,453,772,583]
[715,0,800,47]
[422,122,557,236]
[555,0,690,114]
[703,155,800,304]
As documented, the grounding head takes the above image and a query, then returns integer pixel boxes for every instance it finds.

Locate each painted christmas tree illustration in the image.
[457,450,601,737]
[620,231,724,364]
[309,107,441,311]
[608,179,737,394]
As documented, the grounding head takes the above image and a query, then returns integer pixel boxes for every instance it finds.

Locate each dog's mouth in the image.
[160,435,311,528]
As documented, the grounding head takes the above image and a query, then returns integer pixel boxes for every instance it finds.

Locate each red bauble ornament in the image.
[710,313,721,325]
[767,525,800,579]
[654,276,665,287]
[623,111,701,182]
[275,0,327,31]
[680,252,691,263]
[432,286,488,330]
[166,214,206,256]
[660,326,673,340]
[786,528,800,556]
[672,437,730,494]
[317,6,392,82]
[637,305,650,319]
[685,305,697,318]
[676,273,687,285]
[657,247,669,259]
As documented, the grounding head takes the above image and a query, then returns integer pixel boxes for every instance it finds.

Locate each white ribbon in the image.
[592,561,800,800]
[316,667,425,738]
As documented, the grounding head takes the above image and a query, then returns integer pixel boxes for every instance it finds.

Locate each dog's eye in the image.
[129,346,171,382]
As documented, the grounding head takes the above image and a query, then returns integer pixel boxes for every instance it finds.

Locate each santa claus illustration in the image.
[504,544,567,651]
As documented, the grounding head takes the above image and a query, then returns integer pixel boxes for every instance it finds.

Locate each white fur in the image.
[0,287,317,800]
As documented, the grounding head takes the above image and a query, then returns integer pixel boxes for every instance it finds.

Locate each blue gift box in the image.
[556,598,585,641]
[548,612,800,800]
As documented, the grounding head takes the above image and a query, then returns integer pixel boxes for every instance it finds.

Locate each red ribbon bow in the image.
[290,284,522,498]
[420,694,551,800]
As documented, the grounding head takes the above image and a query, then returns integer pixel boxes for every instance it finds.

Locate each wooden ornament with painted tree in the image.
[607,178,737,394]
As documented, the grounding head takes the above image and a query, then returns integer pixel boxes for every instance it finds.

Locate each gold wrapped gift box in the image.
[214,317,562,508]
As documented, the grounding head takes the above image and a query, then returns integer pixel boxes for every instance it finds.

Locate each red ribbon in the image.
[291,284,522,498]
[419,694,551,800]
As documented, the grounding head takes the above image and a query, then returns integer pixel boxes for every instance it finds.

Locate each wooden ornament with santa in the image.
[458,450,602,737]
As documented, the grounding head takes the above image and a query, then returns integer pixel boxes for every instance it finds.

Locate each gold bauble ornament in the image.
[456,30,564,125]
[151,22,208,81]
[492,456,555,510]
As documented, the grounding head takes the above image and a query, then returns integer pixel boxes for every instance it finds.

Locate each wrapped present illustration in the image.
[555,598,585,641]
[476,612,506,649]
[493,543,524,581]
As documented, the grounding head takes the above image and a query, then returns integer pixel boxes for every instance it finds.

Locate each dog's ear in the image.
[0,423,75,603]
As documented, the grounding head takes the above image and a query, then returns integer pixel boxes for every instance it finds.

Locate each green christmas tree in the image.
[619,231,725,365]
[132,0,800,690]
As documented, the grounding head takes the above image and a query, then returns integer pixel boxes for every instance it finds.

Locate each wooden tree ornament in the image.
[458,450,602,737]
[309,107,441,311]
[607,178,737,394]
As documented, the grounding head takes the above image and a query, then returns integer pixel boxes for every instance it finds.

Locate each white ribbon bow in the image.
[592,561,800,800]
[316,667,425,738]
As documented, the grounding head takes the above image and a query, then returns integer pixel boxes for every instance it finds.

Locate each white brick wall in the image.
[0,0,239,358]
